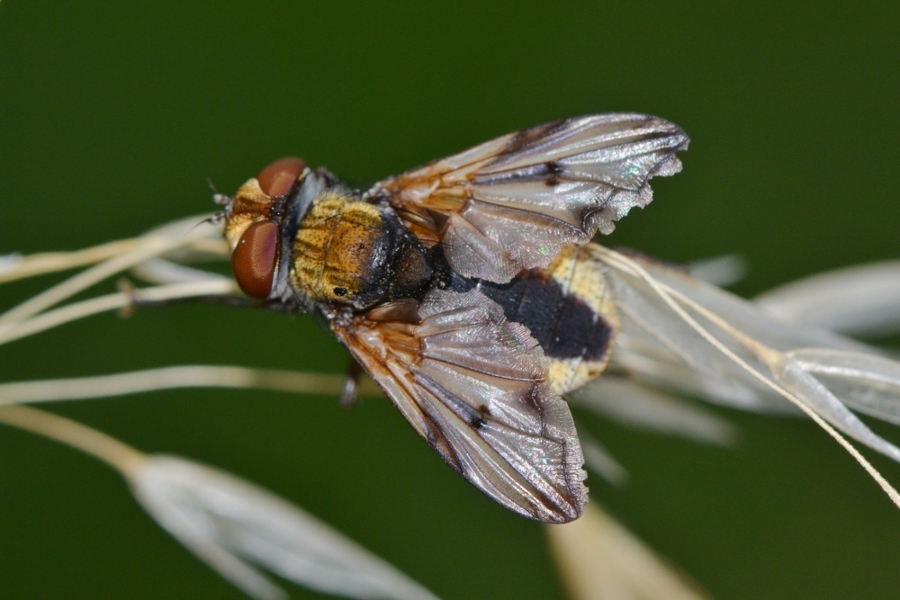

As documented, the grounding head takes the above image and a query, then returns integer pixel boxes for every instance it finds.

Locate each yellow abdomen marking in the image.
[544,244,620,396]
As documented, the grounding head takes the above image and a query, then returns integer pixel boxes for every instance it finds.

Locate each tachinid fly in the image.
[217,114,689,523]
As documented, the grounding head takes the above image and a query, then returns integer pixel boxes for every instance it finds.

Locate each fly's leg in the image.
[339,360,363,409]
[117,278,299,315]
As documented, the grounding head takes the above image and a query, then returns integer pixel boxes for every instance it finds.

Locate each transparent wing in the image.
[332,288,587,523]
[368,114,688,282]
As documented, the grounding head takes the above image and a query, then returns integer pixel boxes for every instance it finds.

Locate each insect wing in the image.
[370,114,689,282]
[332,289,587,523]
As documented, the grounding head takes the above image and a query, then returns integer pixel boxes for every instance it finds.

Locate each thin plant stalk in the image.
[0,237,227,284]
[0,404,146,476]
[0,279,238,346]
[0,236,205,325]
[0,364,382,406]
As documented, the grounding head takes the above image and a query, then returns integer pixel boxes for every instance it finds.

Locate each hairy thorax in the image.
[290,193,434,309]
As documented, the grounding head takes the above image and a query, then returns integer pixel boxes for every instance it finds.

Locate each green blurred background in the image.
[1,2,898,598]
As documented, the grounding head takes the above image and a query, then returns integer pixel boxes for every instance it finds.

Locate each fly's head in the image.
[217,157,315,309]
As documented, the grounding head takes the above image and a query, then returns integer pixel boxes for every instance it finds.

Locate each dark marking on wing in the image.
[545,161,564,187]
[469,162,557,186]
[499,119,568,158]
[473,404,492,428]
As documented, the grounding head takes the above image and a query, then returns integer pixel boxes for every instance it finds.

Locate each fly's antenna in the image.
[208,177,231,208]
[205,177,229,227]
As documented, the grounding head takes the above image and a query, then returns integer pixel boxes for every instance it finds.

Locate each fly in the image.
[216,114,689,523]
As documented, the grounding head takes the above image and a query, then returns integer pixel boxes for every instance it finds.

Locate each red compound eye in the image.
[257,157,307,196]
[232,220,279,298]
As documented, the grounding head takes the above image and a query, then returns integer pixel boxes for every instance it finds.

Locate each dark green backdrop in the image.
[1,2,898,598]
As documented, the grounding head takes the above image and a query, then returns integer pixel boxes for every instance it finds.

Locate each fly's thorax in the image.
[290,194,434,309]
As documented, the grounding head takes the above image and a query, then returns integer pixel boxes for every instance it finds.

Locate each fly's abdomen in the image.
[476,243,619,395]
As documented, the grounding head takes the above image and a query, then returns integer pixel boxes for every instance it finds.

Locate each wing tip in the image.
[589,134,688,236]
[540,478,589,524]
[653,154,685,178]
